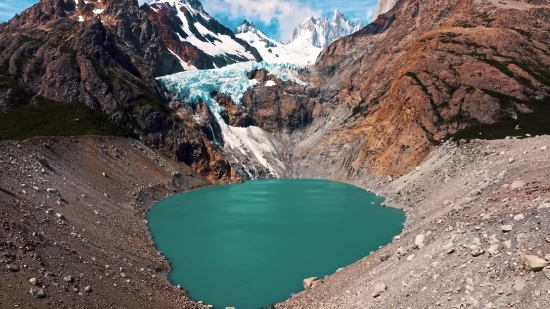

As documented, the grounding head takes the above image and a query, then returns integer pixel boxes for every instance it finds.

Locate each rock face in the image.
[0,0,240,184]
[289,9,364,48]
[144,0,262,70]
[241,69,318,134]
[296,0,550,177]
[372,0,399,21]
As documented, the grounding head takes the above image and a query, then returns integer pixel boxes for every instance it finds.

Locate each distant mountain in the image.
[234,20,321,65]
[289,9,364,48]
[143,0,262,70]
[372,0,399,21]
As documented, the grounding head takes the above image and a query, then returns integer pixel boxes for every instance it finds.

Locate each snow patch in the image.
[77,16,84,22]
[92,9,104,14]
[265,80,276,87]
[221,124,284,177]
[236,24,321,66]
[167,48,197,71]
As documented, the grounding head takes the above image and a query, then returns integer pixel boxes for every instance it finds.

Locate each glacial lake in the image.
[147,179,405,309]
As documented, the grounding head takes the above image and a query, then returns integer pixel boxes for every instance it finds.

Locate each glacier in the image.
[157,61,306,122]
[157,61,305,178]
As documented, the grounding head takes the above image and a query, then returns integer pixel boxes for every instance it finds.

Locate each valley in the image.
[1,0,550,308]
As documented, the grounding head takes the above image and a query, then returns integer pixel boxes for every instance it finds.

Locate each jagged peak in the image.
[235,19,258,34]
[149,0,207,16]
[291,9,362,47]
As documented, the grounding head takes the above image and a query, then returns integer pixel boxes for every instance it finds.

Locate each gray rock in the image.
[30,287,46,298]
[470,245,485,257]
[487,244,499,254]
[542,268,550,280]
[503,240,512,249]
[538,200,550,209]
[523,255,549,271]
[513,214,524,221]
[84,286,92,293]
[63,275,74,283]
[510,181,524,189]
[372,282,386,298]
[303,277,318,289]
[414,234,425,249]
[29,278,38,285]
[501,225,513,232]
[8,265,20,272]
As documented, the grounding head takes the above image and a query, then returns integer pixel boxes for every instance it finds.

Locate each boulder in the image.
[523,255,549,271]
[372,282,386,298]
[501,225,513,232]
[513,214,524,221]
[414,234,425,249]
[303,277,319,289]
[30,287,46,298]
[538,200,550,209]
[510,181,524,190]
[487,244,499,255]
[542,268,550,280]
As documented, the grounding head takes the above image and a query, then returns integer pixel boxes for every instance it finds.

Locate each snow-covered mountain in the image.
[234,20,321,66]
[289,9,364,48]
[143,0,262,70]
[372,0,399,21]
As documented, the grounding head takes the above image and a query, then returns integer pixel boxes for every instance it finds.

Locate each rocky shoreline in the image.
[0,136,214,308]
[2,134,549,309]
[277,135,550,308]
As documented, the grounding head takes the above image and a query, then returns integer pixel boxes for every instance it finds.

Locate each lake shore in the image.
[2,135,549,309]
[276,135,550,308]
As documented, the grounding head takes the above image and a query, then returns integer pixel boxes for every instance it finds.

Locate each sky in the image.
[0,0,378,41]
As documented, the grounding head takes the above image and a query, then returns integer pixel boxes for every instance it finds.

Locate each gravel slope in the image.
[278,135,550,309]
[0,136,212,308]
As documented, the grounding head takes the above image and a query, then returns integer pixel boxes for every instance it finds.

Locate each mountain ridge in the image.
[234,20,321,65]
[289,9,364,48]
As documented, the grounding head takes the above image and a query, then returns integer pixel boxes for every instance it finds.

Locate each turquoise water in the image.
[147,179,405,309]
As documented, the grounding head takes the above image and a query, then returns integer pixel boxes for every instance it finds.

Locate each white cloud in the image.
[203,0,320,42]
[366,7,375,21]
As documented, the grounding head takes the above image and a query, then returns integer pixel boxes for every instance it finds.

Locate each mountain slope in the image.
[234,20,321,65]
[293,0,550,177]
[0,0,240,184]
[143,0,262,70]
[290,9,364,48]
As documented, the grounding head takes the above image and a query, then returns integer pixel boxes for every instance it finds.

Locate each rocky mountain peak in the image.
[235,20,258,35]
[289,10,363,48]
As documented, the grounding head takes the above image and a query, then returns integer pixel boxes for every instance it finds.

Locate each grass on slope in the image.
[0,96,132,140]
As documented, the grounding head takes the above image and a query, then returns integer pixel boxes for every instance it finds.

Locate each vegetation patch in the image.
[0,74,33,108]
[19,35,45,45]
[350,99,366,118]
[0,96,132,140]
